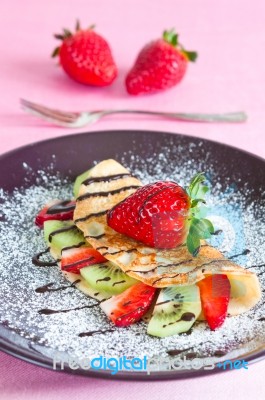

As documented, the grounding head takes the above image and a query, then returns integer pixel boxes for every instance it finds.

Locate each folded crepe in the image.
[74,159,261,316]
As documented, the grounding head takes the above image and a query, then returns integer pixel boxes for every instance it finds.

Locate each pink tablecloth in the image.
[0,0,265,398]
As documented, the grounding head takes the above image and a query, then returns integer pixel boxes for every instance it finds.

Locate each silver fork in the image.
[20,98,247,128]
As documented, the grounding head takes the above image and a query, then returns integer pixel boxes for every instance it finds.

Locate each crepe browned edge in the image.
[73,159,260,289]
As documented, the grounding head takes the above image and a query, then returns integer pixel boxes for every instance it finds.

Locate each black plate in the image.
[0,130,264,380]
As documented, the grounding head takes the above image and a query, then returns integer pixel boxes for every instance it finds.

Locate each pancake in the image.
[74,159,261,314]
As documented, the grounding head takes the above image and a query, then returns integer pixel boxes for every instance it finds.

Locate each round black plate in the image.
[0,130,264,380]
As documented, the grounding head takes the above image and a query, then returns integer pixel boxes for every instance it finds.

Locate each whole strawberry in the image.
[52,21,117,86]
[125,29,197,95]
[107,174,214,256]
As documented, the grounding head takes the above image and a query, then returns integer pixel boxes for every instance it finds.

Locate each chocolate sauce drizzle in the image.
[81,173,132,186]
[162,312,195,328]
[85,234,105,240]
[62,256,96,271]
[62,241,86,252]
[32,248,57,267]
[74,210,109,223]
[38,300,103,315]
[78,328,115,337]
[212,229,223,236]
[35,279,81,293]
[77,185,141,202]
[48,225,78,242]
[46,200,75,215]
[228,249,250,259]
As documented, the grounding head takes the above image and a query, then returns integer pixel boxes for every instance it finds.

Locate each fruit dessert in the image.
[34,160,261,337]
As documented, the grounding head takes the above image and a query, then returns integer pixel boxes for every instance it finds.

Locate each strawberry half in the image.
[35,200,75,228]
[125,29,197,95]
[100,282,157,327]
[52,20,117,86]
[61,247,106,274]
[107,173,214,255]
[197,274,231,330]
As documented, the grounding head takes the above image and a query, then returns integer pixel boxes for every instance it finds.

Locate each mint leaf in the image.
[186,233,200,256]
[190,218,214,240]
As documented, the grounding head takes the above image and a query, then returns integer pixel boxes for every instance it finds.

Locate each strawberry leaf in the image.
[181,50,198,62]
[51,46,60,58]
[163,29,179,47]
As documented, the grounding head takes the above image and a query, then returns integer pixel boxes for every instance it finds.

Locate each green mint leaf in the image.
[191,198,206,208]
[186,233,200,256]
[190,218,214,240]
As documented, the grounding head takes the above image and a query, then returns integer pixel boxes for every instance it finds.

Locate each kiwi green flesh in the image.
[43,220,86,255]
[73,168,91,198]
[80,262,138,295]
[147,285,201,338]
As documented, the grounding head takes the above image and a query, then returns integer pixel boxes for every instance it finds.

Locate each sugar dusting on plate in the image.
[0,147,265,369]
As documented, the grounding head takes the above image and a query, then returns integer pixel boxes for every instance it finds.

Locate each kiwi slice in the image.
[43,220,86,257]
[147,285,201,337]
[73,168,91,198]
[80,262,138,295]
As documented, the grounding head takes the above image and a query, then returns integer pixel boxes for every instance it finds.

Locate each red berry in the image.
[35,200,75,228]
[125,29,197,95]
[100,282,157,327]
[61,247,106,274]
[52,22,117,86]
[197,274,231,330]
[107,181,191,249]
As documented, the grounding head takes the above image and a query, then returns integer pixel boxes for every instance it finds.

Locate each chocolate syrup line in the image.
[112,280,126,286]
[167,347,193,356]
[126,266,157,274]
[35,279,81,293]
[85,234,105,240]
[32,248,57,267]
[212,229,223,236]
[46,200,75,215]
[81,173,132,186]
[162,312,195,328]
[228,249,250,259]
[48,225,78,242]
[101,248,138,256]
[74,210,109,223]
[38,300,104,315]
[62,256,96,270]
[78,328,115,337]
[156,259,194,269]
[61,241,86,252]
[76,185,141,202]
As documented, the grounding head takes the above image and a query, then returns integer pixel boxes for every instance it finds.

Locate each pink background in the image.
[0,0,265,398]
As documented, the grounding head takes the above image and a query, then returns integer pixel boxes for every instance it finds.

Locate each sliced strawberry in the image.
[61,247,106,274]
[100,282,157,327]
[197,274,231,330]
[35,200,76,228]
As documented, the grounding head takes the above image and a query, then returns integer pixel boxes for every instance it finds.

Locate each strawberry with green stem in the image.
[107,173,214,256]
[125,28,197,95]
[52,20,118,86]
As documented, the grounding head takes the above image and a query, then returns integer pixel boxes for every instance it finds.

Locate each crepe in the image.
[74,159,261,315]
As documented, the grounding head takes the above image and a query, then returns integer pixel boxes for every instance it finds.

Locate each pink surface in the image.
[0,0,265,398]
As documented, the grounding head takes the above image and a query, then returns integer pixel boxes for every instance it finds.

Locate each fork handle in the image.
[101,110,247,123]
